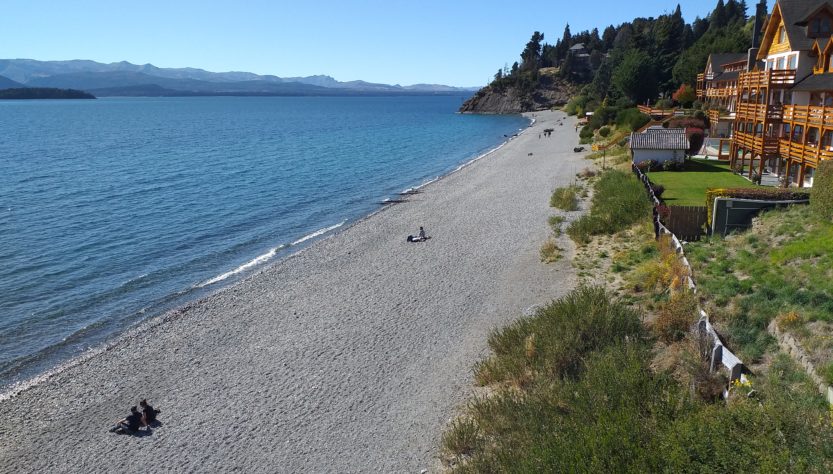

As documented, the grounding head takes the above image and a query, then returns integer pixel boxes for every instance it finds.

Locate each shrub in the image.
[540,237,562,263]
[651,184,665,198]
[656,98,673,109]
[821,362,833,385]
[654,290,699,343]
[548,215,566,234]
[550,185,580,211]
[599,126,611,138]
[811,160,833,221]
[474,286,644,385]
[579,125,594,139]
[662,160,682,171]
[616,108,650,131]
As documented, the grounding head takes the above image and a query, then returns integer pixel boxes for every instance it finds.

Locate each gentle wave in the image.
[290,221,345,246]
[196,220,346,288]
[197,244,287,288]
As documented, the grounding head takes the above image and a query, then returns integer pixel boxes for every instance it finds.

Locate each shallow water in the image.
[0,95,528,388]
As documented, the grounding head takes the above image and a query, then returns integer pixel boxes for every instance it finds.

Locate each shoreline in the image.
[1,109,585,472]
[0,115,530,398]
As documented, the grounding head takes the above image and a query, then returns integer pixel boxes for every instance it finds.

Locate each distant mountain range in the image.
[0,59,479,97]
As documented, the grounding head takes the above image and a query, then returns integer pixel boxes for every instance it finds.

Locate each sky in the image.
[3,0,739,87]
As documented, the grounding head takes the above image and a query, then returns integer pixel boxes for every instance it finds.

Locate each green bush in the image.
[811,160,833,221]
[654,290,699,342]
[567,170,652,244]
[579,125,594,139]
[550,185,580,211]
[616,107,651,131]
[474,286,644,385]
[598,126,611,138]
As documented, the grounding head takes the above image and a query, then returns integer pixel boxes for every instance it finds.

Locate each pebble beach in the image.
[0,110,587,472]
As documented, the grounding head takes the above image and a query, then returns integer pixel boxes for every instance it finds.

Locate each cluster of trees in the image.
[491,0,759,109]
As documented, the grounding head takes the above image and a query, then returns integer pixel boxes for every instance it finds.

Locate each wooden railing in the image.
[782,104,833,128]
[735,103,783,121]
[704,85,737,99]
[708,109,721,125]
[734,132,779,155]
[637,105,678,117]
[778,139,833,166]
[737,69,796,89]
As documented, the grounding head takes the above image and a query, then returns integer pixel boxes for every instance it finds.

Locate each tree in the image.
[672,83,696,107]
[602,25,617,51]
[521,31,545,72]
[711,0,728,29]
[613,50,657,103]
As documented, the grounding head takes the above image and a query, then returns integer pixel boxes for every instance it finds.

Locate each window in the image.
[784,91,793,105]
[747,122,755,133]
[783,123,791,138]
[779,25,786,43]
[811,92,824,106]
[768,59,775,70]
[793,124,804,142]
[807,127,820,147]
[822,130,833,149]
[756,123,764,136]
[825,94,833,107]
[788,54,797,69]
[810,18,832,36]
[776,57,785,70]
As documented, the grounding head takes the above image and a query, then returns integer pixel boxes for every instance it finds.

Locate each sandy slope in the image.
[0,110,587,473]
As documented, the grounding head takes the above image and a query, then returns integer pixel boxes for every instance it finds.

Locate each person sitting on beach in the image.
[406,226,428,242]
[110,406,142,434]
[140,399,161,428]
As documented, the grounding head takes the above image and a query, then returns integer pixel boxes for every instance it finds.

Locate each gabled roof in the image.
[760,0,833,57]
[629,128,689,151]
[569,43,586,50]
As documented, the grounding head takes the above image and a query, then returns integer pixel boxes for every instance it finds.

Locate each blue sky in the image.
[4,0,738,86]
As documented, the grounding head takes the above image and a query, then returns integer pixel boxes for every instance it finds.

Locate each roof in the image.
[569,43,586,50]
[629,128,689,151]
[707,53,748,74]
[791,72,833,90]
[776,0,833,52]
[714,70,740,82]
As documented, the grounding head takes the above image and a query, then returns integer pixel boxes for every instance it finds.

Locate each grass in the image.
[444,287,833,472]
[686,205,833,364]
[549,185,581,211]
[547,215,565,235]
[539,237,562,263]
[647,158,752,206]
[567,169,651,244]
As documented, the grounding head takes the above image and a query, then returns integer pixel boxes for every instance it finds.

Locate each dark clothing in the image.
[125,412,142,431]
[142,404,157,424]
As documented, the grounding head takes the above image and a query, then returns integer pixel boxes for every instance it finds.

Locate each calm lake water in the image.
[0,95,528,388]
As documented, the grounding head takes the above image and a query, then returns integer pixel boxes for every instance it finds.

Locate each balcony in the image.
[782,104,833,128]
[735,103,784,121]
[737,69,796,89]
[778,139,833,166]
[733,131,780,155]
[637,105,678,117]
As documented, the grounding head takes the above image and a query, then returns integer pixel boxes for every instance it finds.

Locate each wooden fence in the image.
[666,206,707,241]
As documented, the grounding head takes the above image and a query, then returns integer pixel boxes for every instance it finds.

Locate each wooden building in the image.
[731,0,833,187]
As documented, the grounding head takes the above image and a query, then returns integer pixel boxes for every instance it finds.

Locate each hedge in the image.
[811,161,833,220]
[705,187,811,224]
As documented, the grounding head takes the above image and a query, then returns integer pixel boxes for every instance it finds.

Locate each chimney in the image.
[748,0,768,71]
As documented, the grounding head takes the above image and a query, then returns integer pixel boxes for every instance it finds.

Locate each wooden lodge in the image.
[730,0,833,187]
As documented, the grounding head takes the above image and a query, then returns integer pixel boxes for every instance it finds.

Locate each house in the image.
[731,0,833,187]
[629,128,689,165]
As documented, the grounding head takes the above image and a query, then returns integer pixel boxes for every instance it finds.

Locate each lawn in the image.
[647,159,752,207]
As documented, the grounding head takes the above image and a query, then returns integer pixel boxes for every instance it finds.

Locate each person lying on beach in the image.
[109,406,142,434]
[140,399,161,427]
[406,226,429,242]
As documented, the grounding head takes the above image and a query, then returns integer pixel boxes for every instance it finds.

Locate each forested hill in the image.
[461,0,757,114]
[0,88,95,100]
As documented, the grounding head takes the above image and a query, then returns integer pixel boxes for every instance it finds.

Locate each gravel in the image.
[0,110,585,473]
